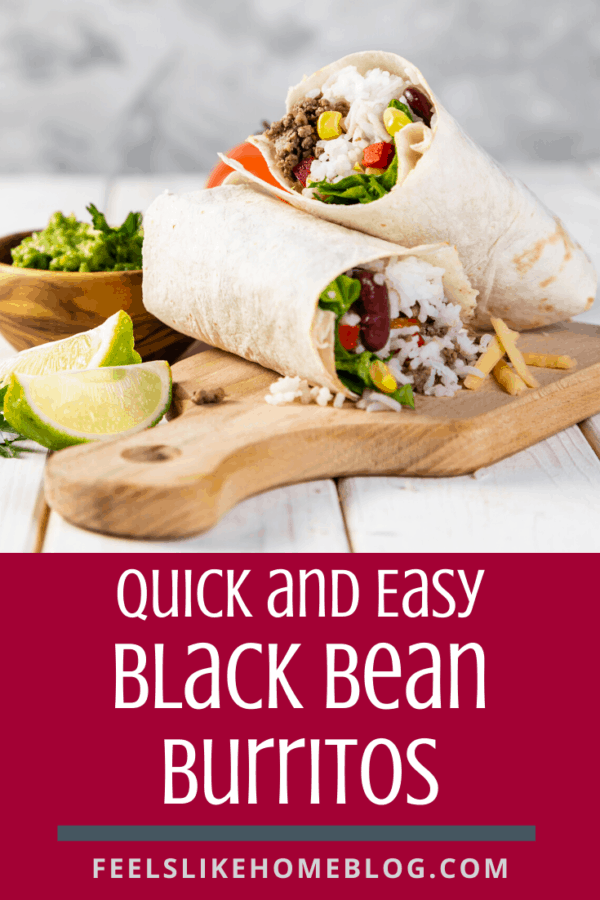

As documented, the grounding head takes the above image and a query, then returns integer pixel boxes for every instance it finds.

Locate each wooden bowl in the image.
[0,230,194,361]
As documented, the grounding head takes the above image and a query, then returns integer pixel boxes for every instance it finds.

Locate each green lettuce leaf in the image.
[318,274,361,318]
[389,382,415,409]
[388,98,413,120]
[310,152,398,206]
[329,331,415,409]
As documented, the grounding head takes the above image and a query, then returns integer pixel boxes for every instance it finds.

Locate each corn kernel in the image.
[370,360,397,394]
[365,167,385,175]
[353,162,364,172]
[383,107,412,136]
[317,111,343,140]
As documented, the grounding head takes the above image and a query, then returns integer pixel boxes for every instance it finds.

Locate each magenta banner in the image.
[4,555,596,897]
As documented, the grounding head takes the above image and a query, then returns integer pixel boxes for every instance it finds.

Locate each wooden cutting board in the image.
[45,321,600,540]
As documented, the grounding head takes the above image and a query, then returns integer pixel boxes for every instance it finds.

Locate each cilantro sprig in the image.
[318,274,361,317]
[86,204,144,270]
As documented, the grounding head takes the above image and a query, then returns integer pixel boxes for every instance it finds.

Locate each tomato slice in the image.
[205,142,282,190]
[338,323,360,351]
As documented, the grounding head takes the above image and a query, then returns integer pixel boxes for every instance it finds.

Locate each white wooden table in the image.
[2,164,600,553]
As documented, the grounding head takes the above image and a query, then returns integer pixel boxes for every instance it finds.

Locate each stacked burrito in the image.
[143,51,596,411]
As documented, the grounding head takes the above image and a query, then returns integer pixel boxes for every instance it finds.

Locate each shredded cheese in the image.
[522,353,576,370]
[493,360,527,396]
[464,336,509,391]
[490,318,539,389]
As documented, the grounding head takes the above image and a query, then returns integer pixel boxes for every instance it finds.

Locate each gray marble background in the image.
[0,0,598,174]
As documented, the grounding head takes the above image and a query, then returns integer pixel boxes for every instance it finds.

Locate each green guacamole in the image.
[11,204,143,272]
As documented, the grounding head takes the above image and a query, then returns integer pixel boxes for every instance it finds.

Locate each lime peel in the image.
[0,310,141,388]
[4,361,172,451]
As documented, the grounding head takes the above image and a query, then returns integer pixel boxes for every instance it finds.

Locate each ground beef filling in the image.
[264,94,350,181]
[390,311,478,394]
[411,369,431,394]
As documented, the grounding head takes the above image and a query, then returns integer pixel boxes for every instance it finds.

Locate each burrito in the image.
[221,51,597,331]
[143,184,491,410]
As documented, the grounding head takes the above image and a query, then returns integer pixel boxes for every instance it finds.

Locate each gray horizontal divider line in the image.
[58,825,535,842]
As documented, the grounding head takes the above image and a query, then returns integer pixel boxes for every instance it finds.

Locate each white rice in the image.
[265,378,339,409]
[309,134,364,183]
[359,255,488,399]
[305,65,432,188]
[340,310,361,327]
[368,392,404,413]
[321,66,407,145]
[265,256,488,413]
[366,401,390,412]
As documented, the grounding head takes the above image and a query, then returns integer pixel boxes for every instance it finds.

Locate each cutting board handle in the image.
[44,327,600,541]
[44,400,375,540]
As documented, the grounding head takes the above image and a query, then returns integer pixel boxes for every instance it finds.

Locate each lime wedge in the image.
[0,310,142,388]
[4,361,172,450]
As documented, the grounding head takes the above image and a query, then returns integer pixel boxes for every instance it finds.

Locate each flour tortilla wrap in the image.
[221,50,596,331]
[143,183,478,398]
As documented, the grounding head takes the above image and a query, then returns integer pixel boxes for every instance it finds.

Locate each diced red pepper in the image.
[338,323,360,351]
[362,142,395,170]
[293,157,314,186]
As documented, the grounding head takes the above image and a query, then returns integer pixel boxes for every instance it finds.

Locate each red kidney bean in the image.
[405,87,433,127]
[354,269,390,352]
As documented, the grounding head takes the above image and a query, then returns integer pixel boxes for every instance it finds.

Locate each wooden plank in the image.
[338,426,600,553]
[0,444,47,553]
[579,413,600,460]
[105,175,208,224]
[42,480,349,553]
[1,310,48,553]
[1,298,48,551]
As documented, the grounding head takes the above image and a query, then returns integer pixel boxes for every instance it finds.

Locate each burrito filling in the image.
[263,66,433,205]
[320,256,491,409]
